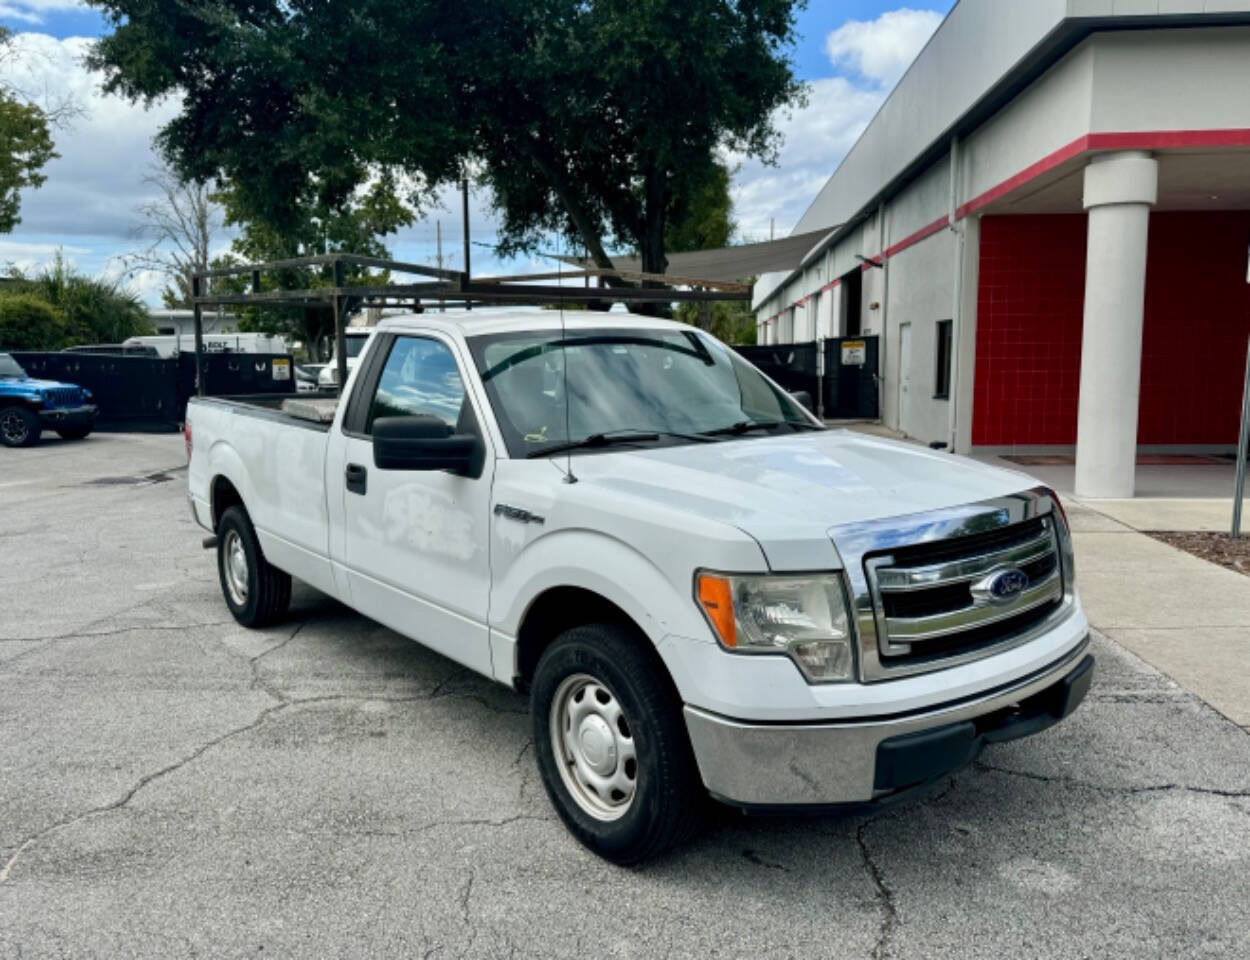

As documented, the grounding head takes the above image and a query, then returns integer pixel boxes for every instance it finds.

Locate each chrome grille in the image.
[831,488,1075,682]
[870,516,1062,653]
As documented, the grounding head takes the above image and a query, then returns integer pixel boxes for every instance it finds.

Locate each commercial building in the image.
[753,0,1250,498]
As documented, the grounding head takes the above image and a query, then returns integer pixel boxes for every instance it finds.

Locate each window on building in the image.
[934,319,952,399]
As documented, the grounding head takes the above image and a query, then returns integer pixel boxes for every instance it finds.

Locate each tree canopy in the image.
[0,27,58,234]
[86,0,805,283]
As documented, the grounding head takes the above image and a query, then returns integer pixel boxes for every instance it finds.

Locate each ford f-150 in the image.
[185,311,1093,863]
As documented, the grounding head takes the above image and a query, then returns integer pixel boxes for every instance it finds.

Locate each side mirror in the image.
[373,415,481,477]
[789,389,814,412]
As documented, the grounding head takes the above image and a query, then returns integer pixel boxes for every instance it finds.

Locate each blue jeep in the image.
[0,352,98,447]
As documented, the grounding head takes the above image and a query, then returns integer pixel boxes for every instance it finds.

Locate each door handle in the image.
[345,462,367,495]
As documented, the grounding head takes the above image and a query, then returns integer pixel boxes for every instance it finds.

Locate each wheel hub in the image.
[1,411,27,444]
[577,714,617,776]
[549,673,638,821]
[222,530,249,606]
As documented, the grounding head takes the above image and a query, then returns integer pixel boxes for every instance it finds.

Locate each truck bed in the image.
[190,393,339,430]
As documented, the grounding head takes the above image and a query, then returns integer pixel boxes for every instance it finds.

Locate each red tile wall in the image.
[973,215,1087,446]
[972,212,1250,447]
[1139,212,1250,444]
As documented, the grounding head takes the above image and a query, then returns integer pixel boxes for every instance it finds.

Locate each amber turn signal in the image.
[697,573,736,648]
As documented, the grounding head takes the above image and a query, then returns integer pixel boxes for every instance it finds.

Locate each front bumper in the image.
[39,403,97,428]
[683,637,1093,808]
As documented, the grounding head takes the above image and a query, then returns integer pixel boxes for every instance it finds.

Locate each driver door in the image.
[338,332,495,676]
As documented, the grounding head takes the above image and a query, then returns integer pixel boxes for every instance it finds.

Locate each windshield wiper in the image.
[702,418,824,438]
[528,429,713,459]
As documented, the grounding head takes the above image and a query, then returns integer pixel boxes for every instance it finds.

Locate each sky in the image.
[0,1,955,305]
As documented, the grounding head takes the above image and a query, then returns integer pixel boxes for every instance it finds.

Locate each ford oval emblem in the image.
[987,568,1029,602]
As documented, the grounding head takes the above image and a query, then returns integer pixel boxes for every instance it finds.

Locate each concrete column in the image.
[1074,151,1158,499]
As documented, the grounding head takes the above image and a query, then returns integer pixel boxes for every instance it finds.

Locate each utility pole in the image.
[436,220,445,313]
[770,217,775,242]
[462,177,472,312]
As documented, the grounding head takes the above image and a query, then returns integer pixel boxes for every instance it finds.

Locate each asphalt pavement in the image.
[2,432,1249,958]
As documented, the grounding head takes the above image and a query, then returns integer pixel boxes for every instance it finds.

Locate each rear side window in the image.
[366,336,466,433]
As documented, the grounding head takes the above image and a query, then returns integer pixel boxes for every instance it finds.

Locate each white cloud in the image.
[2,33,179,240]
[825,7,943,88]
[727,7,944,240]
[728,75,884,241]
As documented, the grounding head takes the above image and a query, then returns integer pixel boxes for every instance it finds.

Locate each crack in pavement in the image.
[856,818,898,960]
[0,700,287,885]
[974,761,1250,799]
[0,682,542,886]
[0,619,235,653]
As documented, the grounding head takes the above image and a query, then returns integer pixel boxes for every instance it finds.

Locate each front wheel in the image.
[0,406,40,447]
[531,623,702,864]
[216,505,292,627]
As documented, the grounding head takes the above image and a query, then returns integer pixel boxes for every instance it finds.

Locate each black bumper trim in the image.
[38,404,98,427]
[873,653,1094,793]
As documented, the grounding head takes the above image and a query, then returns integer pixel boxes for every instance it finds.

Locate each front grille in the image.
[45,387,80,408]
[866,515,1064,664]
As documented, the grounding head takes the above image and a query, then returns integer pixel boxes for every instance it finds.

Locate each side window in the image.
[366,336,466,433]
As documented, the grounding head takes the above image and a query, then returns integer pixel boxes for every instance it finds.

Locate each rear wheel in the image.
[216,505,291,627]
[531,623,702,864]
[56,425,92,440]
[0,406,40,447]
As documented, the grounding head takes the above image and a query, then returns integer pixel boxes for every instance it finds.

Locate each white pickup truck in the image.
[186,310,1093,863]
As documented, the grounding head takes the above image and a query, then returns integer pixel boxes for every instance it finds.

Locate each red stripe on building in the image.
[957,128,1250,220]
[883,215,951,259]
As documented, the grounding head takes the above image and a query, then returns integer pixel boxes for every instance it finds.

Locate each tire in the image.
[216,505,292,627]
[531,623,702,864]
[56,426,92,440]
[0,406,41,448]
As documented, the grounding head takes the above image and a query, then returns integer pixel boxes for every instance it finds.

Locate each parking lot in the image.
[3,432,1250,958]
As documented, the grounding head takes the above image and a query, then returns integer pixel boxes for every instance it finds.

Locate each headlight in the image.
[696,572,855,683]
[83,388,94,401]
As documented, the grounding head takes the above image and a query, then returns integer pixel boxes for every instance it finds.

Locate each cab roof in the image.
[376,308,694,338]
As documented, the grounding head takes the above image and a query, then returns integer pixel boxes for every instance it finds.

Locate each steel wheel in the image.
[549,673,638,821]
[222,528,250,606]
[1,409,29,445]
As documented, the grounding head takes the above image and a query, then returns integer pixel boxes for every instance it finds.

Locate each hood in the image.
[0,376,77,393]
[571,430,1038,570]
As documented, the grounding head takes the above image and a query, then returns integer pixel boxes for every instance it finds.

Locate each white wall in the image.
[882,229,956,441]
[1090,26,1250,132]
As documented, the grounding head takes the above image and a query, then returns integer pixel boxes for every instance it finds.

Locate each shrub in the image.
[0,292,70,350]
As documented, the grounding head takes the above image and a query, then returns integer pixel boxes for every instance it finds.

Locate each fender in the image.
[489,527,761,701]
[207,440,257,529]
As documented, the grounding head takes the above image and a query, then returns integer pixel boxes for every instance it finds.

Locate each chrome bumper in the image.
[683,637,1092,808]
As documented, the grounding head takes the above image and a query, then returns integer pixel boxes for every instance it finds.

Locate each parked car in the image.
[0,352,98,447]
[294,363,325,393]
[185,312,1092,863]
[316,329,371,388]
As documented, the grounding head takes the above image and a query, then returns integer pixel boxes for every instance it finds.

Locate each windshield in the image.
[0,353,27,379]
[344,335,368,359]
[467,328,817,458]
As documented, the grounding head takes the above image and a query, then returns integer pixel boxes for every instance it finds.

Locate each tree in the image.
[0,292,68,350]
[665,160,734,256]
[212,177,414,356]
[124,164,222,308]
[85,0,805,292]
[674,297,757,344]
[0,27,59,234]
[6,252,152,345]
